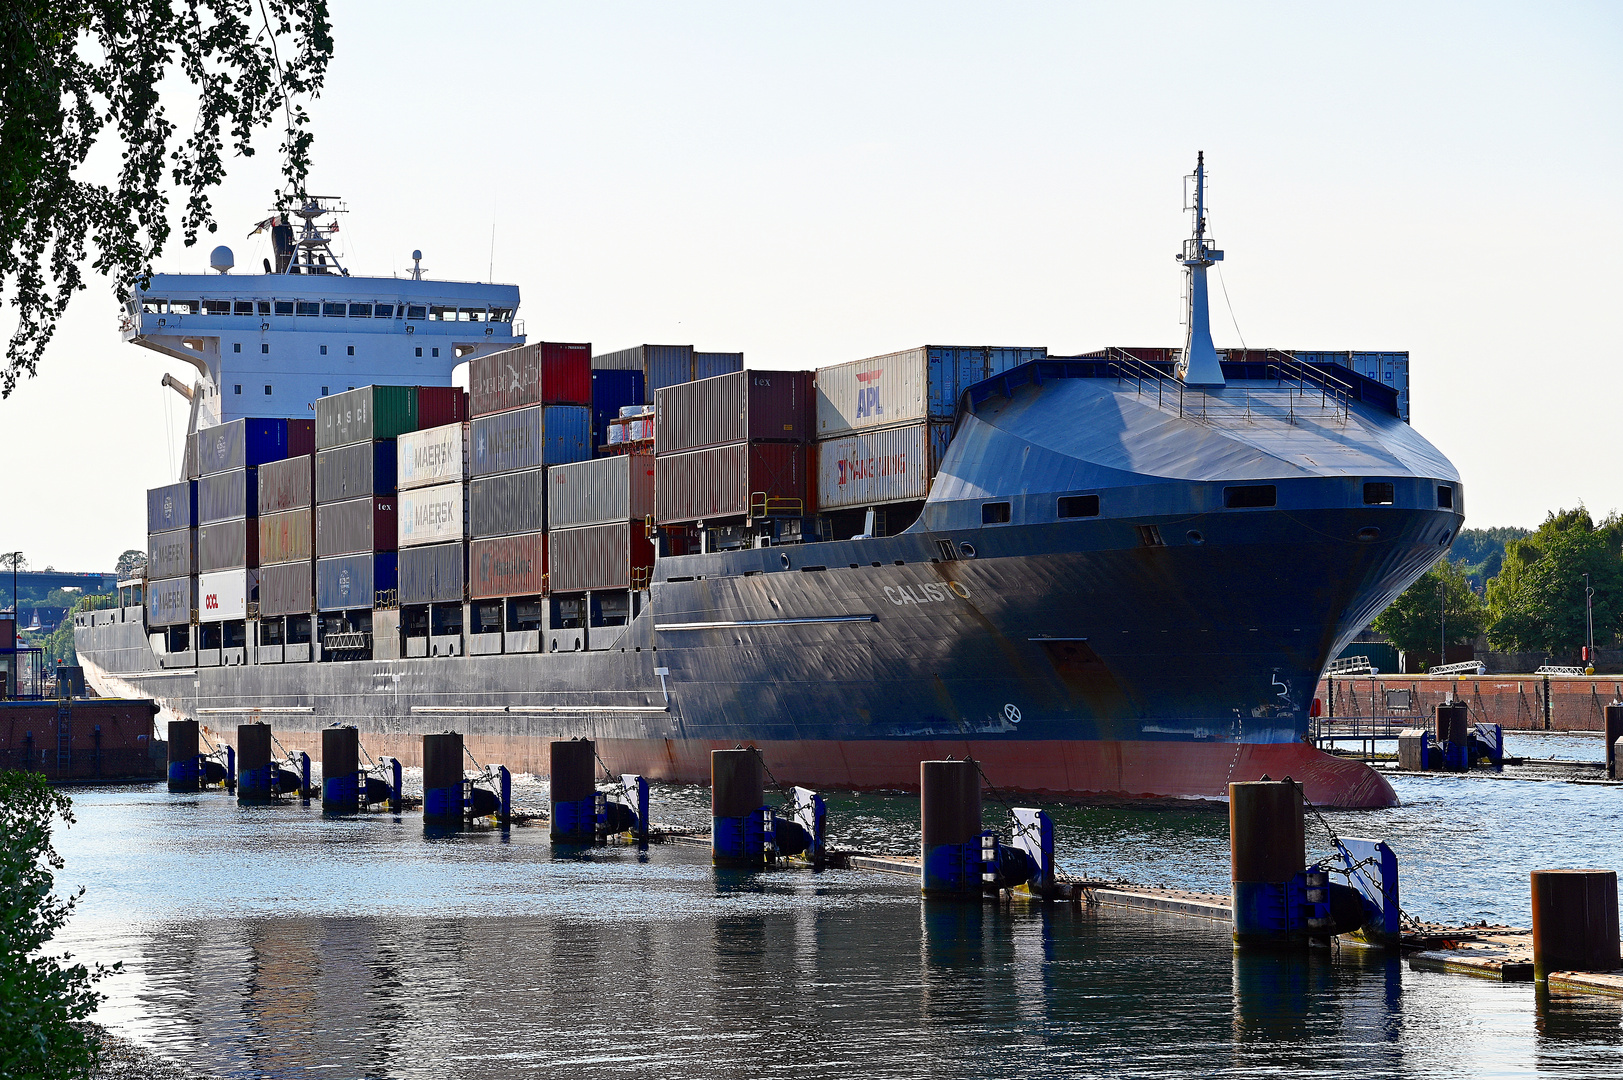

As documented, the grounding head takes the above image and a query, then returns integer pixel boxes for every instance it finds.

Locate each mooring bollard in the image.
[712,748,765,867]
[237,722,274,802]
[422,732,464,825]
[550,739,597,842]
[322,725,360,814]
[167,718,201,792]
[921,759,982,898]
[1436,701,1470,771]
[1605,703,1623,780]
[1229,778,1307,944]
[1531,869,1622,982]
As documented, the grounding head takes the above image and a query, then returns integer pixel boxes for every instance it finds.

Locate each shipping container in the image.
[548,453,655,530]
[468,405,590,476]
[549,521,654,593]
[592,344,697,394]
[814,421,953,510]
[198,517,259,572]
[468,468,544,538]
[193,418,290,476]
[145,576,195,627]
[316,385,417,450]
[315,495,397,556]
[469,341,592,416]
[399,542,466,605]
[258,455,313,514]
[258,508,313,564]
[399,481,466,548]
[1299,350,1411,423]
[694,351,745,382]
[814,345,1047,438]
[147,481,197,532]
[397,422,467,489]
[288,419,315,459]
[469,532,546,599]
[316,552,397,611]
[198,568,258,622]
[258,560,314,617]
[654,442,807,525]
[654,369,811,455]
[416,385,468,429]
[315,440,397,503]
[591,368,645,447]
[197,468,257,525]
[146,528,195,579]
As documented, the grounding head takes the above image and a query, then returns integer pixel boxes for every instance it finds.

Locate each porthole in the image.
[959,542,977,558]
[1356,527,1381,542]
[1187,530,1204,544]
[780,552,790,569]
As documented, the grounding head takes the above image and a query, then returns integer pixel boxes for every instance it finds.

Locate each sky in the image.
[2,1,1619,571]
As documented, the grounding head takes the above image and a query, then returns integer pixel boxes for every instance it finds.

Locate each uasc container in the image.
[815,421,953,510]
[197,518,259,572]
[397,422,467,490]
[468,468,544,538]
[315,495,397,556]
[145,577,196,627]
[549,521,654,593]
[193,418,290,476]
[469,532,546,599]
[398,482,466,548]
[548,453,654,530]
[258,508,313,564]
[258,561,314,617]
[654,442,807,525]
[147,481,197,532]
[399,542,467,606]
[468,405,590,476]
[198,569,258,622]
[316,385,418,450]
[654,369,811,455]
[316,552,397,611]
[197,469,257,525]
[146,528,196,579]
[258,456,313,514]
[316,440,398,504]
[469,341,592,416]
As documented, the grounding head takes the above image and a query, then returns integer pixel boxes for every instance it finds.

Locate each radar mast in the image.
[1177,152,1225,387]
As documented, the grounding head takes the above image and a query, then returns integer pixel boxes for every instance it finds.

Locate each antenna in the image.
[411,249,425,281]
[1175,151,1226,388]
[489,222,495,282]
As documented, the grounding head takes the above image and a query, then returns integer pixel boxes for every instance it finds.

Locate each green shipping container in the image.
[316,385,419,450]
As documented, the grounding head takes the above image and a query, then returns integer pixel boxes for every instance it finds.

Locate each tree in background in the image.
[1448,526,1532,590]
[1,1,333,396]
[1486,508,1623,654]
[1373,558,1487,659]
[115,549,146,577]
[34,593,116,666]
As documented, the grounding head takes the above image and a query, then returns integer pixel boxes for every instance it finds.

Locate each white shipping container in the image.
[397,422,468,489]
[198,568,258,622]
[815,422,952,510]
[398,481,466,547]
[815,349,928,438]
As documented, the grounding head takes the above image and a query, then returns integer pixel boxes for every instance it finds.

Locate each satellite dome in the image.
[412,249,423,261]
[210,245,234,273]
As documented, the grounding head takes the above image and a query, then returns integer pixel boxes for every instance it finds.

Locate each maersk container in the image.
[548,452,655,530]
[315,495,397,557]
[654,442,807,525]
[316,552,397,611]
[654,370,811,456]
[469,532,546,599]
[397,422,467,490]
[258,455,313,514]
[198,568,258,622]
[146,528,195,579]
[258,560,314,617]
[591,369,645,447]
[197,517,258,572]
[197,469,257,525]
[469,341,592,416]
[316,385,417,450]
[146,576,195,627]
[814,345,1047,438]
[315,440,398,504]
[694,351,745,382]
[815,421,953,510]
[399,481,466,548]
[147,481,197,532]
[416,386,468,429]
[258,508,313,564]
[468,405,590,476]
[469,468,544,538]
[592,344,696,394]
[399,541,466,605]
[549,521,654,593]
[193,418,289,476]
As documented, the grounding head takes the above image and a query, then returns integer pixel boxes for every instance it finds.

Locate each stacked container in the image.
[547,453,656,593]
[314,387,416,612]
[193,418,294,624]
[397,420,469,607]
[592,344,744,396]
[591,369,646,452]
[145,480,198,629]
[257,451,316,620]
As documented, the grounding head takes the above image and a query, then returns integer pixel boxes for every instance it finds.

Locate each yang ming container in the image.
[654,369,811,455]
[147,481,197,532]
[469,468,544,538]
[145,577,196,627]
[397,422,467,490]
[258,456,313,513]
[197,518,258,572]
[469,341,592,416]
[316,552,397,611]
[316,385,418,450]
[591,369,645,447]
[547,453,654,530]
[469,532,546,599]
[549,522,654,593]
[399,542,466,605]
[468,405,590,476]
[814,345,1046,438]
[258,561,314,617]
[197,469,257,525]
[198,569,258,622]
[315,496,397,556]
[146,528,196,579]
[193,418,290,476]
[398,482,466,547]
[315,441,398,503]
[654,442,807,525]
[258,508,313,564]
[814,421,953,510]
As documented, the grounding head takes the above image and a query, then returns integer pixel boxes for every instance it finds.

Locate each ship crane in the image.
[1177,151,1226,387]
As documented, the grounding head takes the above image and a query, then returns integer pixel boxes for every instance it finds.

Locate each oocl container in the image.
[316,552,397,611]
[549,521,654,593]
[653,370,812,455]
[197,469,257,525]
[258,508,313,564]
[193,418,290,476]
[315,440,398,504]
[147,481,197,532]
[258,456,313,514]
[547,453,654,530]
[814,345,1046,438]
[399,542,466,606]
[653,442,807,525]
[145,577,196,627]
[469,532,547,599]
[468,405,590,476]
[315,495,397,557]
[814,421,953,510]
[468,468,544,538]
[316,385,418,450]
[398,482,466,548]
[397,422,467,490]
[258,561,314,617]
[146,529,196,579]
[197,517,259,572]
[469,342,592,416]
[198,569,258,622]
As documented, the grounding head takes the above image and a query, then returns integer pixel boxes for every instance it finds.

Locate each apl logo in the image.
[854,369,883,419]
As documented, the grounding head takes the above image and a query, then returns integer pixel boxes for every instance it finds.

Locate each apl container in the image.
[399,542,467,605]
[198,469,257,525]
[258,508,313,564]
[654,370,812,455]
[198,569,258,622]
[315,496,397,556]
[468,468,544,538]
[147,481,197,532]
[814,421,953,510]
[398,481,466,548]
[549,522,654,593]
[316,552,397,611]
[145,576,196,627]
[316,385,418,450]
[258,456,313,514]
[469,532,546,599]
[469,342,592,416]
[397,422,467,490]
[315,440,398,503]
[547,453,655,530]
[197,518,259,572]
[146,528,196,579]
[592,344,697,394]
[654,442,807,525]
[814,345,1047,437]
[258,561,314,617]
[468,405,590,476]
[591,369,646,447]
[193,418,290,476]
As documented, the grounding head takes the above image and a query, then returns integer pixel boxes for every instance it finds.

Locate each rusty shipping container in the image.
[654,442,807,525]
[814,345,1047,438]
[258,455,313,514]
[258,508,313,564]
[398,482,466,548]
[315,495,397,556]
[469,468,544,539]
[147,481,197,532]
[468,405,590,476]
[258,560,314,617]
[316,553,397,611]
[814,421,953,510]
[469,532,547,599]
[549,521,654,593]
[547,453,654,530]
[193,418,289,476]
[197,469,257,525]
[469,342,592,416]
[654,370,811,455]
[316,385,417,450]
[316,440,397,504]
[397,422,467,490]
[145,576,195,627]
[146,528,195,579]
[197,517,259,572]
[198,568,258,622]
[399,541,466,605]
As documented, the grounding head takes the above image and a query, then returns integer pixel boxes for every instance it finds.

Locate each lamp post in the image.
[7,551,20,619]
[1584,572,1595,671]
[1439,576,1447,670]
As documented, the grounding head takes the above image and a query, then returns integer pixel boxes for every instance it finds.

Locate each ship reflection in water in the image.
[55,777,1623,1079]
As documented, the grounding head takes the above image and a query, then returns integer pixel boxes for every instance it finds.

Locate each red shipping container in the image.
[654,370,812,455]
[469,342,591,416]
[654,442,807,525]
[287,419,316,459]
[415,386,469,429]
[469,532,547,598]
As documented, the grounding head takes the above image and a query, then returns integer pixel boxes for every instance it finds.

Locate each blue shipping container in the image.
[647,345,696,393]
[469,405,591,476]
[194,418,290,476]
[316,552,398,611]
[147,481,198,532]
[693,351,744,381]
[591,369,646,449]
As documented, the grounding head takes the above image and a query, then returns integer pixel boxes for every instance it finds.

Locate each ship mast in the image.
[1177,152,1225,387]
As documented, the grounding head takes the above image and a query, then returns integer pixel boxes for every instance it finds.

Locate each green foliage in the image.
[1485,508,1623,653]
[0,771,117,1079]
[1372,558,1487,656]
[114,549,145,577]
[36,593,115,666]
[1448,526,1531,588]
[1,1,334,396]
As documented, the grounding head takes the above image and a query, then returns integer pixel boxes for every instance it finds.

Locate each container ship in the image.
[75,160,1460,808]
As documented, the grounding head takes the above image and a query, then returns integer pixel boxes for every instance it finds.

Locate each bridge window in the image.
[264,385,272,395]
[1437,485,1454,509]
[981,502,1011,525]
[461,307,487,322]
[1363,482,1394,505]
[348,303,372,317]
[490,308,513,322]
[202,300,231,315]
[320,345,327,355]
[1224,485,1276,509]
[406,305,426,320]
[171,300,199,314]
[258,300,271,315]
[295,301,319,316]
[374,303,394,318]
[430,305,456,321]
[142,298,166,313]
[1058,494,1099,518]
[323,302,345,317]
[233,301,254,315]
[275,300,294,315]
[347,345,354,356]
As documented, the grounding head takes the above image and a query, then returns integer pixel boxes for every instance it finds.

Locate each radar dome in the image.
[412,249,423,261]
[210,245,234,273]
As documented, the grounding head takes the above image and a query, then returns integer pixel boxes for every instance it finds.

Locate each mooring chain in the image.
[1300,789,1424,930]
[964,756,1095,886]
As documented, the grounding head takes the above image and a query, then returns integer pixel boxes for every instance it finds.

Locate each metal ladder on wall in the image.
[56,703,71,773]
